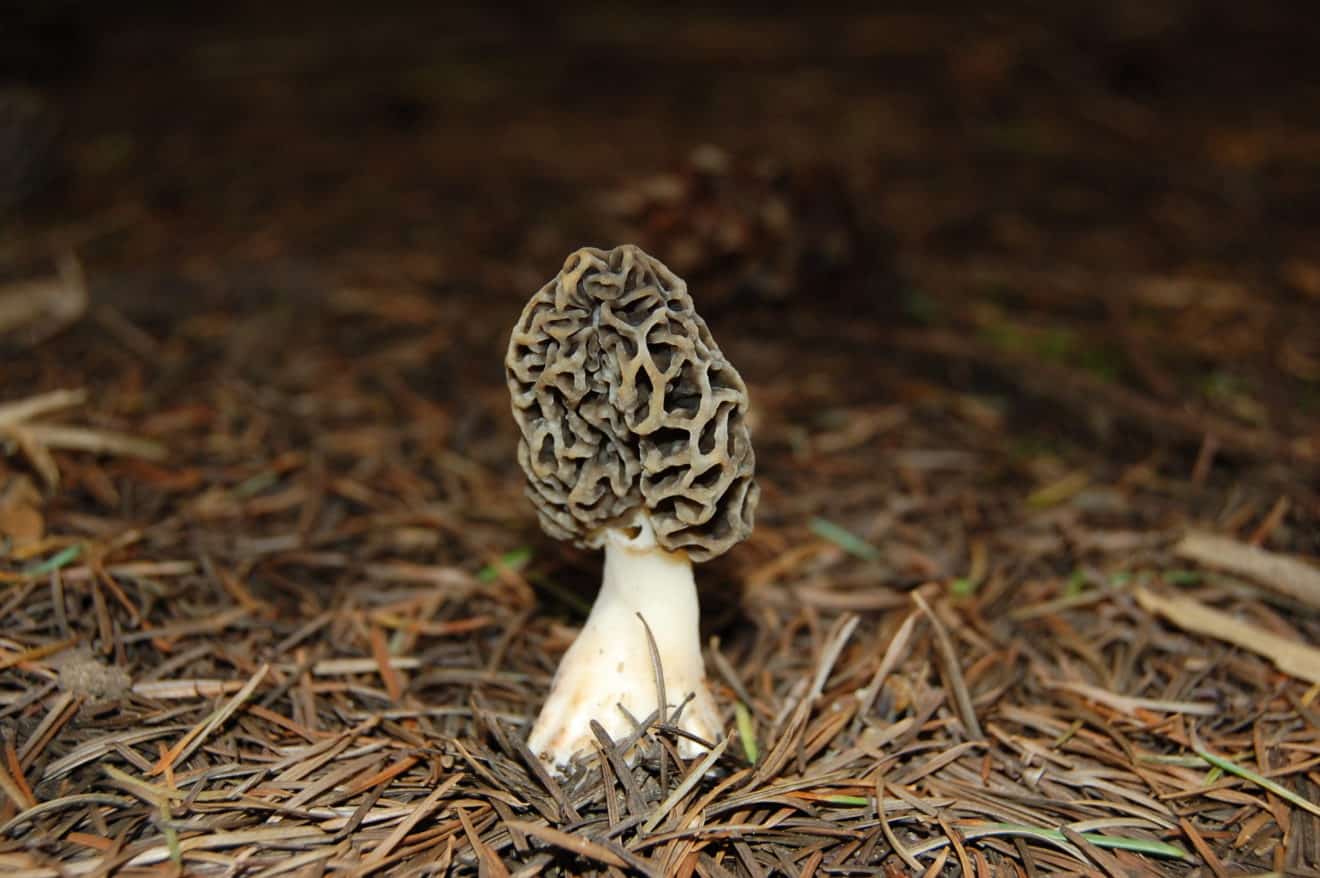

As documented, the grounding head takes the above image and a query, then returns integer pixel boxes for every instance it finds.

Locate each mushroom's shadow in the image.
[528,542,749,645]
[527,543,602,622]
[694,555,749,646]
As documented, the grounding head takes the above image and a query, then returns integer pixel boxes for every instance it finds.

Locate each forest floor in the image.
[2,3,1319,875]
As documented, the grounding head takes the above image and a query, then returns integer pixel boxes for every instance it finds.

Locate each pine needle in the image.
[1194,746,1320,819]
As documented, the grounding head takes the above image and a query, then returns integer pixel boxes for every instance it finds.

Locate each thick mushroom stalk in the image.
[528,517,720,763]
[507,244,758,769]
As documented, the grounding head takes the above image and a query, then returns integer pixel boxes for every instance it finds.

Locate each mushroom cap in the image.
[506,244,758,563]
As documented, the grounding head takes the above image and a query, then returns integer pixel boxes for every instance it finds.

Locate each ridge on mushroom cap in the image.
[506,244,758,563]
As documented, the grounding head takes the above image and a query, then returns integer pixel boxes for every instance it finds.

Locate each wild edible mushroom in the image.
[506,244,758,767]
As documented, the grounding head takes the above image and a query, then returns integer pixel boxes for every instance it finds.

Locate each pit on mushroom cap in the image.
[506,244,758,767]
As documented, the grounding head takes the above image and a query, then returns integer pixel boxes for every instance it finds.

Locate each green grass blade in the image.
[809,517,880,561]
[734,702,758,764]
[1195,747,1320,818]
[950,577,978,598]
[910,823,1189,860]
[22,544,83,577]
[478,547,532,582]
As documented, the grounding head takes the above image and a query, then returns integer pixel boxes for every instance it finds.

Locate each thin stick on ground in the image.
[1174,531,1320,609]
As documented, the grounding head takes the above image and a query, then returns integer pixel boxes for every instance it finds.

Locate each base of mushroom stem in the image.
[527,664,722,767]
[526,521,723,768]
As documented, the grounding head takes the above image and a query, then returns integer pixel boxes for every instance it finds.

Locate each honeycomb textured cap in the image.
[506,245,758,562]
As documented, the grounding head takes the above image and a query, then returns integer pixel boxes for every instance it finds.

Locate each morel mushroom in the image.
[506,244,758,767]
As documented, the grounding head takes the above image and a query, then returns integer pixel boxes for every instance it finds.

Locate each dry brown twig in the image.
[0,252,88,347]
[1175,530,1320,609]
[0,387,165,490]
[1135,587,1320,685]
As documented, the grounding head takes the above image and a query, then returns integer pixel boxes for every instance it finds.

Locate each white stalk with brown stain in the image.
[528,516,720,766]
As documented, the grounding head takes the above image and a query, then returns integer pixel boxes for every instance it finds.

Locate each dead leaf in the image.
[0,472,43,550]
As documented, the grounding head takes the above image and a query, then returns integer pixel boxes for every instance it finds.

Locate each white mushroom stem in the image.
[528,518,721,768]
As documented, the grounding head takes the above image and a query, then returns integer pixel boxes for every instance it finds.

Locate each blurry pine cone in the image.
[597,145,885,315]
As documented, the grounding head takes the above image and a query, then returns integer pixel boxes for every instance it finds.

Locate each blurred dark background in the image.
[7,1,1320,264]
[3,1,1319,504]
